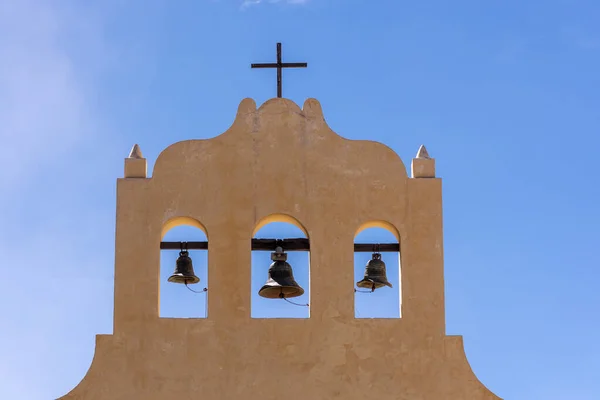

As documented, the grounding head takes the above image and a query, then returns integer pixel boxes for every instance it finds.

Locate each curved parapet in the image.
[57,335,116,399]
[444,335,503,399]
[152,97,407,180]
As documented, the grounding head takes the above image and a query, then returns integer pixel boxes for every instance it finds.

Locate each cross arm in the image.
[251,63,279,68]
[281,62,308,68]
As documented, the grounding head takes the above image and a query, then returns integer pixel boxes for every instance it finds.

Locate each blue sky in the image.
[1,0,599,399]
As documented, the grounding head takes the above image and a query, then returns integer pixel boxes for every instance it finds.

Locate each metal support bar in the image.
[161,241,208,250]
[353,243,400,252]
[160,239,399,252]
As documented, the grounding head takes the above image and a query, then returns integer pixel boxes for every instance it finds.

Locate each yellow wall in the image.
[60,98,500,399]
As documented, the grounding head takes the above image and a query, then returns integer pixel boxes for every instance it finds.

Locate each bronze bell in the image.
[168,250,200,284]
[356,252,392,290]
[258,247,305,299]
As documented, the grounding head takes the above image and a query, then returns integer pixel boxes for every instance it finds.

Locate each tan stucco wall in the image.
[59,98,501,399]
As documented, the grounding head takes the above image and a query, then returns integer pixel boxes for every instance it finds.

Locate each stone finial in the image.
[416,145,430,159]
[128,144,143,159]
[411,144,435,178]
[124,144,147,178]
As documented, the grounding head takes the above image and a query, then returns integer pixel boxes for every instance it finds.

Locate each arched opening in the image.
[354,221,401,319]
[251,214,310,319]
[160,217,208,319]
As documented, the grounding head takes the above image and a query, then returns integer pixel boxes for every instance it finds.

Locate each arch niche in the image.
[354,220,401,319]
[251,213,310,319]
[160,216,209,319]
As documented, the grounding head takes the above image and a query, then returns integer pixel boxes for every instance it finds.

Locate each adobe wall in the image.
[59,98,501,400]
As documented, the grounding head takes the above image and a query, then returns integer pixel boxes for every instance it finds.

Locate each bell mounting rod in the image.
[160,239,400,252]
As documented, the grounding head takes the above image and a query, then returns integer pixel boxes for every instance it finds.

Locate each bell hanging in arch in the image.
[258,246,305,299]
[168,250,200,285]
[356,252,392,291]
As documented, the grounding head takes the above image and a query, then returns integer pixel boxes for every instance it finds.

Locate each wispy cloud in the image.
[242,0,310,9]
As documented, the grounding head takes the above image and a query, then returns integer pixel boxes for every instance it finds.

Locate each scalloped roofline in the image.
[150,97,414,179]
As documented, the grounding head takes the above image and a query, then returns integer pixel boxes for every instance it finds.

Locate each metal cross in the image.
[251,43,307,98]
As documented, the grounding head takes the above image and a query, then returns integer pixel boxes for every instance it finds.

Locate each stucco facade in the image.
[59,98,501,399]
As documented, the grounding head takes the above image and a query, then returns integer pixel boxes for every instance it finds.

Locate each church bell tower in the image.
[58,40,500,400]
[59,95,501,399]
